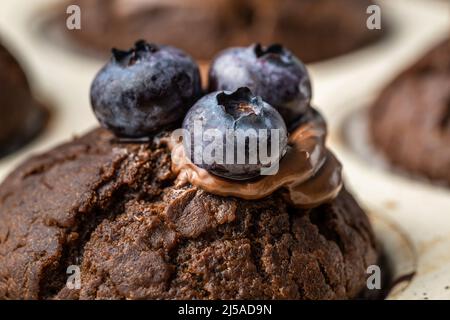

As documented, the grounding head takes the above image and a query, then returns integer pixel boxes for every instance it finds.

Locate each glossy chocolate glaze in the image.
[162,107,342,208]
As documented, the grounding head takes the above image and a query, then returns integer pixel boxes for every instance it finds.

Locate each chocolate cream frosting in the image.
[163,107,342,208]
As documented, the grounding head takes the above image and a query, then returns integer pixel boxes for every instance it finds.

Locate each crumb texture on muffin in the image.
[369,38,450,185]
[0,129,377,300]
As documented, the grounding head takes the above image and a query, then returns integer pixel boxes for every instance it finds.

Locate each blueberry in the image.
[90,40,202,138]
[182,87,288,180]
[208,43,311,127]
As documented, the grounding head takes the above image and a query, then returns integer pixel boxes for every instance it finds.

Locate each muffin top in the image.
[0,128,377,299]
[0,40,377,299]
[369,38,450,185]
[86,41,343,205]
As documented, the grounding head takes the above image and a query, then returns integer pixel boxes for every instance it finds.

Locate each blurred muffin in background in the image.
[0,42,48,158]
[369,38,450,186]
[57,0,384,62]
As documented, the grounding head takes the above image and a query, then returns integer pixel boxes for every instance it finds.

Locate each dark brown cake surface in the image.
[0,43,48,158]
[369,38,450,185]
[0,128,377,299]
[58,0,384,63]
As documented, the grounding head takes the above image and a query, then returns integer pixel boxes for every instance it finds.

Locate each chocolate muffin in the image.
[57,0,384,62]
[0,41,378,300]
[369,38,450,185]
[0,43,48,158]
[0,128,377,299]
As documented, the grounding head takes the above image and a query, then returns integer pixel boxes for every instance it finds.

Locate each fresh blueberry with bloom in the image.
[90,40,202,138]
[182,87,288,180]
[208,43,312,127]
